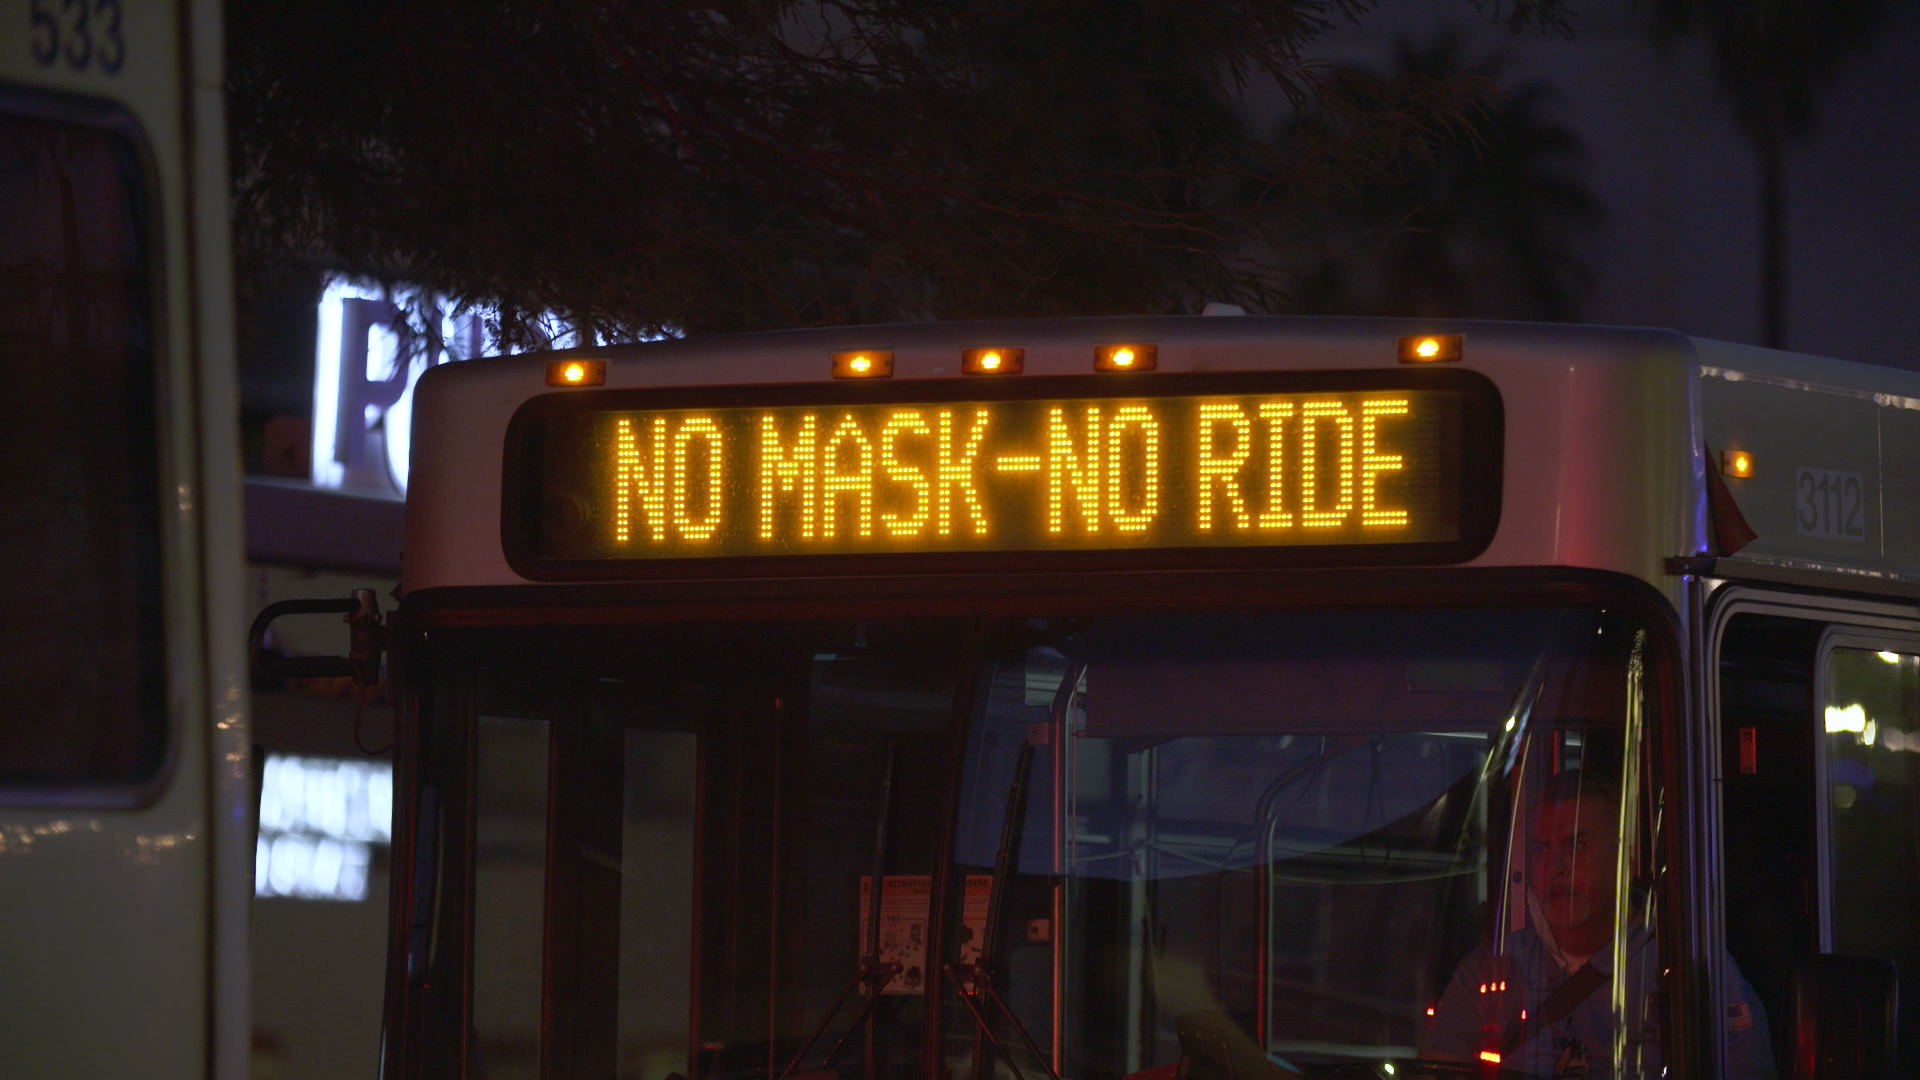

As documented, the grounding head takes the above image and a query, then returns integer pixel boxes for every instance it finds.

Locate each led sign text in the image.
[524,389,1468,561]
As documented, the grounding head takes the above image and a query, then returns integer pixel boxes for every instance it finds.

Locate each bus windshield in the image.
[955,608,1661,1080]
[423,604,1663,1080]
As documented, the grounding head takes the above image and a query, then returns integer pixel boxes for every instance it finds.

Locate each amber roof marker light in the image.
[1094,343,1157,372]
[1397,334,1464,363]
[545,359,606,386]
[962,347,1025,376]
[832,350,895,379]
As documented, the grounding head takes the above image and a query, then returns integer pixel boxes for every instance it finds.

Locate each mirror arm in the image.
[248,588,385,687]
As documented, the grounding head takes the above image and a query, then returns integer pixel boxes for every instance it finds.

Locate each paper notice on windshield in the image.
[857,874,994,994]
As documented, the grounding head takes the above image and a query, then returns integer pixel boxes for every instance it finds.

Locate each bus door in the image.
[1711,588,1920,1074]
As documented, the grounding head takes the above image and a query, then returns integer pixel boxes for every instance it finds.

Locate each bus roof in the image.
[400,317,1919,599]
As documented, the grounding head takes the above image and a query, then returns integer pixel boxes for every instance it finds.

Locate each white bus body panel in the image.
[403,318,1710,600]
[0,1,249,1076]
[1695,338,1920,583]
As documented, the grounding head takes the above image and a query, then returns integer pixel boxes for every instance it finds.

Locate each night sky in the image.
[1312,0,1920,371]
[235,0,1920,442]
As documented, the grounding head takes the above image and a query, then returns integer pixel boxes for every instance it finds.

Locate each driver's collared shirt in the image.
[1419,924,1776,1079]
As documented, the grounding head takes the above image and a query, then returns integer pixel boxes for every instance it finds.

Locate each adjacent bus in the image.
[372,318,1920,1079]
[0,1,251,1076]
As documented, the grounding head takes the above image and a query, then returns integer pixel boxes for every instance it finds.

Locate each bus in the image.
[0,1,251,1075]
[345,318,1920,1079]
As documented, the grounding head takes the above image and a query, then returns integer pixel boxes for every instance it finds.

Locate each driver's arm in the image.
[1723,958,1779,1080]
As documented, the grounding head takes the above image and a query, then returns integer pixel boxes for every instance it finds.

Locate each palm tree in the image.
[1646,0,1885,349]
[1283,35,1602,322]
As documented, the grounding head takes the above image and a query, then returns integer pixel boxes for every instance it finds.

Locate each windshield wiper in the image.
[778,740,903,1080]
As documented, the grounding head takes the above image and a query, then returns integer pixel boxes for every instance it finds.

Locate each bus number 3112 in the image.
[1795,467,1866,541]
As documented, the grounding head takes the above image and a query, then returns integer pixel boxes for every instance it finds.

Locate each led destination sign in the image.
[505,374,1498,569]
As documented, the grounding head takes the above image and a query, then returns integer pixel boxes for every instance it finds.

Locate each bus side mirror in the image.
[1790,954,1898,1080]
[248,587,385,688]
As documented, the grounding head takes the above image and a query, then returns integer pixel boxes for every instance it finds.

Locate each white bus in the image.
[354,318,1919,1079]
[0,1,250,1075]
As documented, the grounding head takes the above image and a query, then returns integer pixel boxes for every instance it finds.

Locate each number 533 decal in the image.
[28,0,126,75]
[1796,468,1868,541]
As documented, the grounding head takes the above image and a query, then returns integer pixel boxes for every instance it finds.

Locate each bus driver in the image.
[1418,772,1776,1079]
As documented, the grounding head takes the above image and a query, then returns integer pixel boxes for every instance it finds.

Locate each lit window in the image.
[255,754,394,902]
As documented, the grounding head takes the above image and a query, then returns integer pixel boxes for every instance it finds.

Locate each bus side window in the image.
[0,97,166,792]
[1717,613,1822,1069]
[1820,643,1920,1072]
